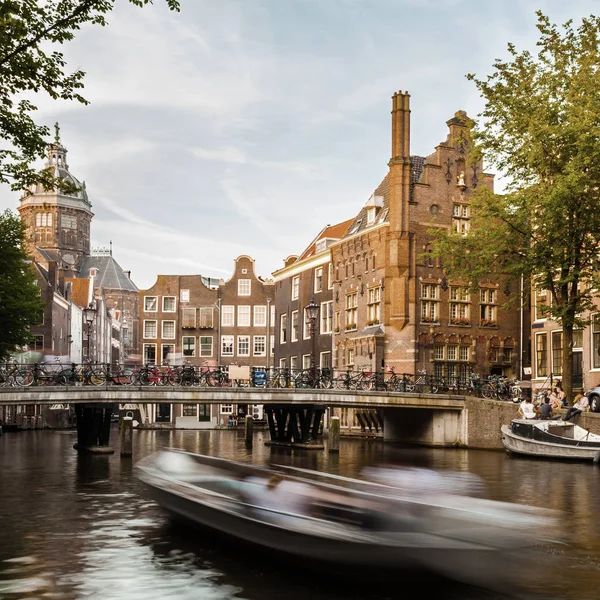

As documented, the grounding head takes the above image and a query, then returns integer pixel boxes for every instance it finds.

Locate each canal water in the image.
[0,427,599,600]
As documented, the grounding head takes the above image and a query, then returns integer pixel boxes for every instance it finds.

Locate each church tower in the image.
[18,125,93,274]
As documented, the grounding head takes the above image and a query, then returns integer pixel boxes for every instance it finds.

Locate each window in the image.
[321,301,333,334]
[222,305,234,327]
[367,286,381,324]
[161,320,175,339]
[200,336,213,357]
[180,289,190,302]
[253,335,266,356]
[183,336,196,357]
[328,263,334,289]
[534,288,549,320]
[552,331,562,376]
[447,345,458,360]
[238,305,251,327]
[302,354,311,369]
[182,307,196,329]
[143,344,156,364]
[238,279,251,296]
[144,296,158,312]
[279,358,286,369]
[480,289,497,325]
[32,335,44,351]
[270,305,275,327]
[347,347,355,366]
[60,214,75,229]
[220,404,234,414]
[199,306,213,328]
[503,347,513,363]
[182,404,197,417]
[320,351,331,370]
[421,284,440,323]
[314,267,323,293]
[280,313,287,343]
[593,314,600,369]
[291,276,300,300]
[254,305,267,327]
[143,320,157,339]
[162,296,176,312]
[367,207,376,225]
[237,335,250,357]
[348,219,362,235]
[221,335,234,356]
[290,355,298,373]
[270,335,274,356]
[452,204,470,236]
[434,345,444,360]
[372,255,376,271]
[449,286,470,325]
[291,310,299,342]
[303,307,313,339]
[345,292,358,329]
[536,333,547,378]
[459,346,469,361]
[161,344,175,363]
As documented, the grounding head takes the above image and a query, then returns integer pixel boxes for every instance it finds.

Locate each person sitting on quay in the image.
[554,381,568,407]
[548,387,563,414]
[518,396,539,420]
[539,397,554,420]
[564,393,589,421]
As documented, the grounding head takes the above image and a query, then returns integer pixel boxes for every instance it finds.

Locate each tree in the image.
[0,209,45,359]
[0,0,180,192]
[429,11,600,402]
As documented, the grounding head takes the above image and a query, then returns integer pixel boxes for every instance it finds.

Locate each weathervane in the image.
[54,122,61,144]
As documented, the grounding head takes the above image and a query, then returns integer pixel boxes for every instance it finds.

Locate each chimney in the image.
[124,270,131,280]
[48,261,58,291]
[388,90,411,234]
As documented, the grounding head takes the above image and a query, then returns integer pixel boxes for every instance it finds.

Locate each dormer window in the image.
[348,219,362,235]
[367,207,376,225]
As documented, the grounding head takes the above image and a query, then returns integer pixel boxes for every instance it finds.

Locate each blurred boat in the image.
[135,449,559,589]
[501,418,600,460]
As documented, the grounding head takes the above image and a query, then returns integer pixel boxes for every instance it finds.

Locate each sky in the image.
[1,0,598,290]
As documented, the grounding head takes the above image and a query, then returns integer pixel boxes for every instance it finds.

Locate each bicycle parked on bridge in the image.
[405,369,439,394]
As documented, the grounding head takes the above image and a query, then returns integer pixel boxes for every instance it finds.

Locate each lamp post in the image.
[84,305,96,363]
[305,299,319,384]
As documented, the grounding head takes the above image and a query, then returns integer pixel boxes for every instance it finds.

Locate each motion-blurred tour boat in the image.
[135,449,558,589]
[501,419,600,460]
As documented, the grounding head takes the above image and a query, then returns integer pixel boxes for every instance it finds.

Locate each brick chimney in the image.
[388,90,411,234]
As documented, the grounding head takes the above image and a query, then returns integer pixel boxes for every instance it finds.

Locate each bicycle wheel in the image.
[117,369,134,385]
[90,368,106,385]
[14,368,34,387]
[333,376,348,390]
[481,383,496,399]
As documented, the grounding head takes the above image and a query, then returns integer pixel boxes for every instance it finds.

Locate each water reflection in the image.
[0,428,599,599]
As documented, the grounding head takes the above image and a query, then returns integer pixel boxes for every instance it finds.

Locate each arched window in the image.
[41,214,47,227]
[35,213,41,226]
[46,213,52,227]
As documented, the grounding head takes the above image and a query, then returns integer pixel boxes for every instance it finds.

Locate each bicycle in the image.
[333,369,372,391]
[406,369,439,394]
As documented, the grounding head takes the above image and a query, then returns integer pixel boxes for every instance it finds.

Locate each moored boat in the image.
[135,449,560,590]
[501,418,600,460]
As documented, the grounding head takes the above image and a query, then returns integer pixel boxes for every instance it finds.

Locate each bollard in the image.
[329,416,340,453]
[245,415,253,448]
[120,416,133,457]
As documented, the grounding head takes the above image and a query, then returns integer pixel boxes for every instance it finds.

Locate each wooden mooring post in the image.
[245,415,253,448]
[120,416,133,457]
[329,416,340,453]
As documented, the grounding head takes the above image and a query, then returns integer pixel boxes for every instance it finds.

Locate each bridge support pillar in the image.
[264,404,325,449]
[74,403,115,454]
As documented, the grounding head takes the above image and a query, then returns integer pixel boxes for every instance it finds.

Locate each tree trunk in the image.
[562,325,574,404]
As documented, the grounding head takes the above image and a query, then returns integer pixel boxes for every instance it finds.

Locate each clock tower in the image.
[18,126,93,274]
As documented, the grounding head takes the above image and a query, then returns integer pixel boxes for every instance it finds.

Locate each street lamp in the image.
[305,298,319,383]
[83,305,96,363]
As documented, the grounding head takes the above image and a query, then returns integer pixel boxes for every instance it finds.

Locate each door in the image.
[572,352,583,389]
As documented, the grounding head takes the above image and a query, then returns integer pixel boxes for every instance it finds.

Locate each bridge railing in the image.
[0,362,524,399]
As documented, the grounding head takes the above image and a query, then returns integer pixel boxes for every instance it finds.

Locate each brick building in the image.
[330,91,524,383]
[137,255,274,428]
[273,220,352,374]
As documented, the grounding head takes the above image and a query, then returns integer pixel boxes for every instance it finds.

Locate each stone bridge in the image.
[0,387,520,454]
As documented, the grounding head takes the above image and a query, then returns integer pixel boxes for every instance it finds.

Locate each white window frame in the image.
[238,305,251,327]
[221,335,234,357]
[302,354,311,369]
[143,319,157,339]
[280,313,287,343]
[314,267,323,293]
[199,336,213,357]
[291,276,300,300]
[161,343,175,363]
[291,310,299,342]
[182,336,196,357]
[180,289,190,302]
[253,335,266,357]
[161,320,176,340]
[321,301,333,334]
[143,343,157,365]
[144,296,158,312]
[237,335,250,357]
[328,263,334,289]
[162,296,176,312]
[238,279,251,296]
[221,305,235,327]
[254,305,267,327]
[303,307,312,339]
